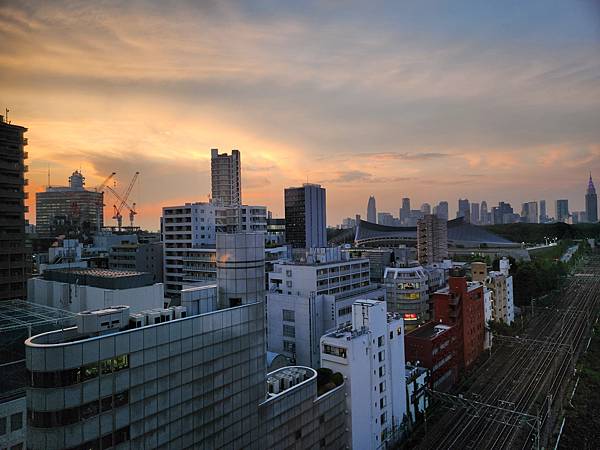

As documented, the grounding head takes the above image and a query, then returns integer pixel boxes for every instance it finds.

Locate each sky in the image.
[1,0,599,230]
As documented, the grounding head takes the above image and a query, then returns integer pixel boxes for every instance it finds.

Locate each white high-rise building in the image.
[210,148,241,206]
[321,299,407,449]
[161,202,266,299]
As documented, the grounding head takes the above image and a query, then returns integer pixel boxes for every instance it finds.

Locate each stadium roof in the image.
[355,218,518,247]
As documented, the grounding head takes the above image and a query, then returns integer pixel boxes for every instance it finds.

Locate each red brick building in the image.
[405,270,485,391]
[404,322,458,391]
[432,271,485,370]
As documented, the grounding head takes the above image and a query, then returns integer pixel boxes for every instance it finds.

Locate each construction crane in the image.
[105,172,139,230]
[95,172,116,232]
[95,172,116,192]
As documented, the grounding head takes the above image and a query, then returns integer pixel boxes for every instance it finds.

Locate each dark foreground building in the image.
[0,115,30,300]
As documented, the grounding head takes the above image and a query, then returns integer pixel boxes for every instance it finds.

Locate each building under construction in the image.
[35,170,103,238]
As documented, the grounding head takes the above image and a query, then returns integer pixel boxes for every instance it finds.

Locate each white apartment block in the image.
[162,202,266,299]
[471,258,514,325]
[321,299,407,449]
[267,248,380,366]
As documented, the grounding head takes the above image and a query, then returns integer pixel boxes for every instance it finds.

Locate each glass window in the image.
[282,309,295,322]
[10,413,22,431]
[82,363,99,382]
[0,416,6,435]
[283,324,295,338]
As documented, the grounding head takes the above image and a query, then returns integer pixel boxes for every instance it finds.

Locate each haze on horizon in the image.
[1,0,599,230]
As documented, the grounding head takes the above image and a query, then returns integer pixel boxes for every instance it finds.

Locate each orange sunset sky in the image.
[1,1,599,230]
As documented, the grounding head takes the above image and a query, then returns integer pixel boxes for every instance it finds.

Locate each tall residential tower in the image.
[0,115,30,300]
[210,148,241,206]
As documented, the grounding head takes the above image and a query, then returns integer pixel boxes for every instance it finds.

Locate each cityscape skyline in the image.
[1,1,599,229]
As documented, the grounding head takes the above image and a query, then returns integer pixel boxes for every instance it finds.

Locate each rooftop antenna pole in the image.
[5,108,9,124]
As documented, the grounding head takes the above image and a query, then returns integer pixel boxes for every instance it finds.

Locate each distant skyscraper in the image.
[520,201,538,223]
[457,198,470,222]
[400,198,411,224]
[211,148,241,206]
[555,199,569,223]
[285,183,326,248]
[539,200,547,223]
[367,195,377,223]
[417,214,448,265]
[420,203,431,215]
[492,202,514,225]
[0,115,30,300]
[586,173,598,223]
[480,201,488,225]
[434,201,449,221]
[377,212,394,226]
[470,202,480,225]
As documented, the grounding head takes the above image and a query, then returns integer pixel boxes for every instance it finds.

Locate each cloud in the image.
[1,0,599,226]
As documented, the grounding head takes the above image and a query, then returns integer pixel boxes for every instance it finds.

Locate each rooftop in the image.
[41,268,156,290]
[355,217,518,247]
[407,321,454,339]
[0,300,77,333]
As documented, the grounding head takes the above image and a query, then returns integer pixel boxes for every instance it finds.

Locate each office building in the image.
[433,201,449,221]
[161,202,266,298]
[520,201,539,224]
[471,259,514,325]
[284,183,326,249]
[480,201,489,225]
[25,233,347,450]
[321,299,407,449]
[417,214,448,265]
[36,170,104,238]
[492,202,514,225]
[377,212,394,226]
[432,270,485,370]
[367,196,377,223]
[555,199,569,223]
[586,173,598,223]
[267,248,380,366]
[0,301,77,450]
[399,198,411,224]
[470,203,479,225]
[27,268,165,313]
[210,148,241,206]
[539,200,548,223]
[457,199,470,222]
[420,203,431,215]
[266,216,286,245]
[341,217,356,229]
[0,115,30,300]
[109,241,163,282]
[384,266,429,323]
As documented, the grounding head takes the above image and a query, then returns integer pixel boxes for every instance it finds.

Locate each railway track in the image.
[416,254,600,450]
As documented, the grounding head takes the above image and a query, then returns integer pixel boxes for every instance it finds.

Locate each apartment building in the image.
[321,299,407,449]
[471,258,514,325]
